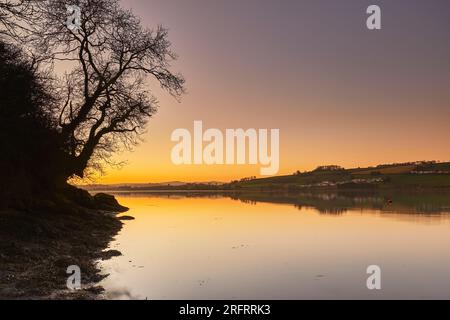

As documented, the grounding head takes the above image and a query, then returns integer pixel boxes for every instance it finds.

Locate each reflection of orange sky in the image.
[113,195,450,261]
[89,0,450,184]
[100,194,450,299]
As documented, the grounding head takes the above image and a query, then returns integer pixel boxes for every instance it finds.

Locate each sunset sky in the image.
[97,0,450,184]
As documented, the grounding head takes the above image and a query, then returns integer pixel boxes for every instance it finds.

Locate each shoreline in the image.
[0,204,126,300]
[2,187,450,300]
[85,185,450,195]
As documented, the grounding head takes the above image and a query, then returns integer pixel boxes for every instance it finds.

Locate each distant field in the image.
[352,165,416,175]
[432,162,450,171]
[386,174,450,187]
[233,162,450,190]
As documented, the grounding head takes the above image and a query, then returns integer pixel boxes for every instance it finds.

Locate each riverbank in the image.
[0,192,129,300]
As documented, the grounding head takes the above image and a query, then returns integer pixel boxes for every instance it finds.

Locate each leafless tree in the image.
[0,0,26,34]
[21,0,186,180]
[0,0,43,39]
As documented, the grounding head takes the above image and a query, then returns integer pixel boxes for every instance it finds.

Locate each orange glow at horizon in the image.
[89,0,450,185]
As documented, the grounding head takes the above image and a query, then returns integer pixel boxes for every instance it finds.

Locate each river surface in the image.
[99,191,450,299]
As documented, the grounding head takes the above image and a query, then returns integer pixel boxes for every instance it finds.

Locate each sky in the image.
[97,0,450,184]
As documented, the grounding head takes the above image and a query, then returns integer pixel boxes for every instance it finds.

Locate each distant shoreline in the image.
[87,189,236,194]
[81,161,450,193]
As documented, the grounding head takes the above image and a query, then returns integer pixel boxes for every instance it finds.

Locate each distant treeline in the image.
[84,161,450,192]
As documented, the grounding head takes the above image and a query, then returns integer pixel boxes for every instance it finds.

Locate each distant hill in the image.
[81,181,224,192]
[79,161,450,192]
[229,161,450,191]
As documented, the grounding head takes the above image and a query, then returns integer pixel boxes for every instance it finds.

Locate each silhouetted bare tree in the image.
[0,0,42,39]
[8,0,185,181]
[0,1,25,33]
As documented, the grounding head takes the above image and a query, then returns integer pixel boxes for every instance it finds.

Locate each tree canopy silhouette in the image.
[0,40,64,207]
[1,0,184,185]
[0,1,27,35]
[26,0,185,180]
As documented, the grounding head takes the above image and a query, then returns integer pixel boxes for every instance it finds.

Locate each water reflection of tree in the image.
[101,190,450,216]
[229,190,450,216]
[238,199,257,206]
[294,205,346,215]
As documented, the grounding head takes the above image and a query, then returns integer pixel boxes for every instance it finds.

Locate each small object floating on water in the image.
[232,244,248,249]
[197,279,210,286]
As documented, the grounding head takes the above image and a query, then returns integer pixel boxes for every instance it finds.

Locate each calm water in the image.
[99,192,450,300]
